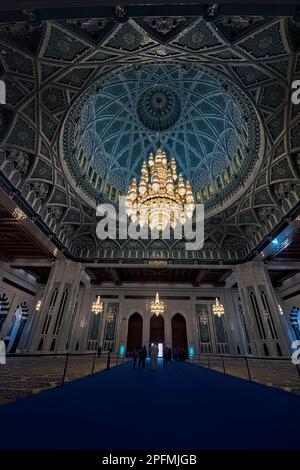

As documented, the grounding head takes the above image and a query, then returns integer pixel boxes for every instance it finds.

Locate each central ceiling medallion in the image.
[137,84,181,131]
[126,147,195,231]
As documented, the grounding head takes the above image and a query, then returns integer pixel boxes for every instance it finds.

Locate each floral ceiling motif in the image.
[0,16,299,262]
[63,63,261,207]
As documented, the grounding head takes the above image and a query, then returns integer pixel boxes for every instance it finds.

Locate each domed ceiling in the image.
[63,63,261,208]
[0,16,299,261]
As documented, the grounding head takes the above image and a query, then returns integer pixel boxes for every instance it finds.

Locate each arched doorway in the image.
[127,313,143,353]
[172,313,188,357]
[150,315,164,354]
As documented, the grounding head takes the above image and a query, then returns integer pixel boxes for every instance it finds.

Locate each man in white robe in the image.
[150,342,159,370]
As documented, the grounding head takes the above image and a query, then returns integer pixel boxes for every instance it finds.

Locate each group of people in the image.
[163,346,172,368]
[133,343,184,370]
[132,345,147,369]
[173,346,186,362]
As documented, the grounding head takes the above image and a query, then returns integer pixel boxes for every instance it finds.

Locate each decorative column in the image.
[190,297,199,355]
[164,312,172,349]
[21,288,44,352]
[28,260,83,353]
[69,284,92,353]
[142,311,150,351]
[207,301,218,354]
[116,295,127,354]
[0,294,21,342]
[114,301,123,353]
[234,260,289,357]
[223,288,247,355]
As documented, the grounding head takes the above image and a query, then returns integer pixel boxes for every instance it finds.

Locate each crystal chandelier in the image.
[126,147,195,231]
[212,297,225,317]
[12,207,26,222]
[91,295,103,315]
[150,292,165,316]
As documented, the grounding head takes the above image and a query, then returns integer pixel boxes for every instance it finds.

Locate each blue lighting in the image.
[119,345,125,355]
[272,238,279,246]
[189,346,195,357]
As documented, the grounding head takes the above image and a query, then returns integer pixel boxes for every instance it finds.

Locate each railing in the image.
[0,352,132,405]
[186,353,300,394]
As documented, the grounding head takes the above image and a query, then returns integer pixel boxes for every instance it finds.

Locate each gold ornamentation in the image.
[126,147,195,231]
[12,207,26,221]
[91,295,103,315]
[212,297,225,317]
[150,292,165,316]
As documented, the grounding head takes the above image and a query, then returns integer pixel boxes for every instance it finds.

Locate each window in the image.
[96,176,102,190]
[208,184,214,196]
[111,187,116,201]
[195,191,201,203]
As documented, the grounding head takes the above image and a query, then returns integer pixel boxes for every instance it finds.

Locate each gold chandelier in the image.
[150,292,165,316]
[212,297,225,317]
[126,147,195,231]
[91,295,103,315]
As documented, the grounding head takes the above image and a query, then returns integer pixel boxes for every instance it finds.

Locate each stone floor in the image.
[0,354,126,405]
[188,356,300,395]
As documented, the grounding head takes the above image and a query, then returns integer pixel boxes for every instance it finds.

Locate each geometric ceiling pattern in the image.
[63,62,260,204]
[0,16,299,263]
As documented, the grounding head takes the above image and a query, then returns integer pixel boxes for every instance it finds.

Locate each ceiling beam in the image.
[268,261,300,270]
[109,267,122,286]
[10,259,53,266]
[193,269,209,287]
[84,262,234,270]
[0,1,298,23]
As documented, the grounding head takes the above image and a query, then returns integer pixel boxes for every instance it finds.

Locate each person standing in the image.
[163,347,168,369]
[133,347,138,369]
[150,342,159,370]
[138,346,143,369]
[141,345,147,368]
[173,347,178,361]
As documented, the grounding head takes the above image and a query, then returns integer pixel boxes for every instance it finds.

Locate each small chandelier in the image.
[12,207,26,222]
[35,300,42,312]
[126,147,195,231]
[150,292,165,316]
[212,297,224,317]
[106,307,114,322]
[91,295,103,315]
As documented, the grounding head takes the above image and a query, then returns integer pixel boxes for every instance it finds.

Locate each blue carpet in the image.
[0,359,300,450]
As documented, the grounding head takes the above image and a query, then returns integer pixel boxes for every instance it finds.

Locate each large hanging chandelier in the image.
[91,295,103,315]
[150,292,165,316]
[212,297,225,317]
[126,147,195,231]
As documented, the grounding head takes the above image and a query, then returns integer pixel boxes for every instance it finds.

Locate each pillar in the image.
[28,260,83,353]
[223,288,248,355]
[234,260,289,357]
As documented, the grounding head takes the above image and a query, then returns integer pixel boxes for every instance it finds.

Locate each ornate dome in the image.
[62,63,262,208]
[137,84,181,131]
